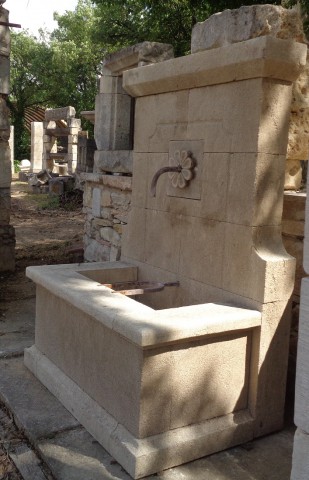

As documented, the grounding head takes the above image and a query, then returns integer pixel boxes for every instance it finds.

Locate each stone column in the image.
[30,122,43,172]
[9,125,14,172]
[67,117,81,174]
[0,2,15,271]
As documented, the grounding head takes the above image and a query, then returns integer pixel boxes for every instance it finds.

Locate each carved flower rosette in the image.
[168,150,195,189]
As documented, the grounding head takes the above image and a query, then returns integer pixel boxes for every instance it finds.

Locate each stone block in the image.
[0,96,9,131]
[49,179,64,196]
[45,106,75,121]
[303,173,309,274]
[144,209,182,273]
[291,428,309,480]
[94,150,133,174]
[84,238,111,262]
[178,217,224,289]
[0,187,10,222]
[94,93,133,151]
[68,134,79,144]
[0,55,9,94]
[285,159,302,190]
[103,42,174,74]
[110,244,121,261]
[191,5,306,54]
[0,142,11,187]
[222,224,295,304]
[287,59,309,161]
[283,235,305,298]
[67,118,81,128]
[92,187,101,217]
[0,356,80,442]
[139,331,251,437]
[123,37,306,98]
[0,8,10,57]
[0,224,15,271]
[121,207,146,262]
[30,122,43,172]
[110,191,130,208]
[226,153,286,226]
[133,90,189,153]
[252,299,292,437]
[99,74,126,95]
[100,227,121,247]
[133,76,292,156]
[67,143,78,156]
[294,278,309,432]
[130,153,151,208]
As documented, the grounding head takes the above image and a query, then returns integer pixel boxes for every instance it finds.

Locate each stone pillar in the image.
[30,122,43,172]
[43,107,81,174]
[67,117,81,174]
[285,57,309,190]
[9,125,13,172]
[291,165,309,479]
[84,42,174,263]
[0,3,15,271]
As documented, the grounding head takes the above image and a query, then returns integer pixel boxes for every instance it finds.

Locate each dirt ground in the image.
[1,177,84,304]
[0,177,84,478]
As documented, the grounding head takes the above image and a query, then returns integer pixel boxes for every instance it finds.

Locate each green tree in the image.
[9,0,102,159]
[51,0,102,113]
[9,31,53,159]
[93,0,309,56]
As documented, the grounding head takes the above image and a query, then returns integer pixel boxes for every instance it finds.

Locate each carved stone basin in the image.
[25,261,261,479]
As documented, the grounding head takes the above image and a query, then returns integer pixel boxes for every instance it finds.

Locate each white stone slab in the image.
[295,278,309,431]
[303,170,309,273]
[291,428,309,480]
[92,187,101,217]
[123,37,307,98]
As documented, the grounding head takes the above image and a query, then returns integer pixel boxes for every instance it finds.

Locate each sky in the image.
[5,0,79,36]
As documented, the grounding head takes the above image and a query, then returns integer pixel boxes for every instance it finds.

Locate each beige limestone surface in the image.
[26,15,306,479]
[191,4,306,53]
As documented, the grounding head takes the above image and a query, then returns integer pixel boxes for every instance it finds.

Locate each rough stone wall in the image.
[0,3,15,271]
[82,173,132,262]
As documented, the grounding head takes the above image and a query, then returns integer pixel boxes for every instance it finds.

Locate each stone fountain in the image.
[25,6,307,479]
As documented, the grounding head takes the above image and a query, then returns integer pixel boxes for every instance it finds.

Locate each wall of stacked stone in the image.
[82,173,132,262]
[0,3,15,271]
[83,42,174,263]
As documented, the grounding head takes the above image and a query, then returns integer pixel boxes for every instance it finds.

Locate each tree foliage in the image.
[92,0,309,57]
[9,0,309,159]
[9,0,101,159]
[9,32,52,158]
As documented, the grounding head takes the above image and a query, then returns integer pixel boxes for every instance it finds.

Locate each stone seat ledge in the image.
[26,262,261,348]
[123,36,307,97]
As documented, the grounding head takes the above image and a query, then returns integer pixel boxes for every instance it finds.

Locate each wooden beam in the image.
[0,21,22,28]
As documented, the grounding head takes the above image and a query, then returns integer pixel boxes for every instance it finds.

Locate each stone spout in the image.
[150,166,182,197]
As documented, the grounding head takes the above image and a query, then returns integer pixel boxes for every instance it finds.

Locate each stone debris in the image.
[27,169,75,196]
